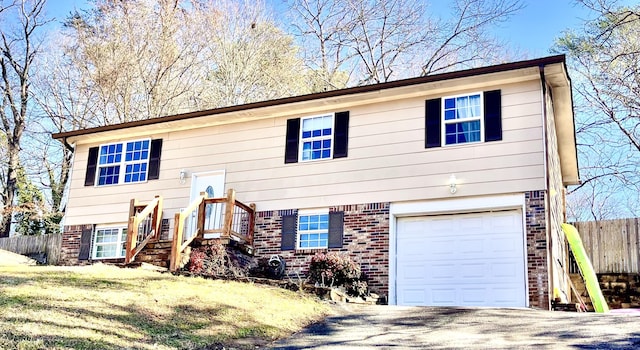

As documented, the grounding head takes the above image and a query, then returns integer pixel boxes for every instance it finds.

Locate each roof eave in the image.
[52,55,568,142]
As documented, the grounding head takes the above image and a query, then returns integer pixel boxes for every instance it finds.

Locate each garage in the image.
[395,210,527,307]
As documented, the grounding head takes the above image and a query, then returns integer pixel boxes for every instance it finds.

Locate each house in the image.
[52,55,578,310]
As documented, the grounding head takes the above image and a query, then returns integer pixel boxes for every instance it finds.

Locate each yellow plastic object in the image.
[562,223,609,313]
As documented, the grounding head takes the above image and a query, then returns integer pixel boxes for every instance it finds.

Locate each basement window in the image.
[92,227,126,259]
[297,210,329,249]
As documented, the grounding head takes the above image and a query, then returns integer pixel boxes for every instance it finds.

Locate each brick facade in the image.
[59,224,93,266]
[525,190,549,309]
[254,202,390,296]
[61,194,552,309]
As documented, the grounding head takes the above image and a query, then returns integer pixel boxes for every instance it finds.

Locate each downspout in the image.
[539,65,554,309]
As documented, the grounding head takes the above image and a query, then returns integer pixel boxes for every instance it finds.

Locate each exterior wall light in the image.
[449,174,457,194]
[179,169,187,184]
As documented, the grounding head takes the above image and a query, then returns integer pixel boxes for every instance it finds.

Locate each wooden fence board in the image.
[0,234,62,265]
[573,219,640,274]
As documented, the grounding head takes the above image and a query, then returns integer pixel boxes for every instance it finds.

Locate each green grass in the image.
[0,264,330,349]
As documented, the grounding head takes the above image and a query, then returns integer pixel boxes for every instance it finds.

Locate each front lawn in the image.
[0,264,329,349]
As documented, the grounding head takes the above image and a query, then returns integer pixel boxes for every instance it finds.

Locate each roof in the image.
[51,54,579,185]
[52,55,567,140]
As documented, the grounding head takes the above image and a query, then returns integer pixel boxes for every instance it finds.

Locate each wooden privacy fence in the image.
[572,218,640,274]
[0,233,62,265]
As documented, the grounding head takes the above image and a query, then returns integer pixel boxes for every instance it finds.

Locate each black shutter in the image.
[78,225,93,261]
[333,111,349,158]
[328,211,344,248]
[284,118,300,164]
[148,139,163,180]
[484,90,502,142]
[84,147,99,186]
[425,98,442,148]
[281,214,297,250]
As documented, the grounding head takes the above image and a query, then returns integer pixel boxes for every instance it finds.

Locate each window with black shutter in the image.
[284,111,350,163]
[84,138,163,186]
[280,210,344,250]
[425,90,502,148]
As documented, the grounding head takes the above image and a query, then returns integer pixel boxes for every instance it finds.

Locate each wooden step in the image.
[569,273,594,312]
[129,240,172,269]
[144,240,173,249]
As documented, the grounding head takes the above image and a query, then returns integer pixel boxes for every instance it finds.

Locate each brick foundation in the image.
[61,193,552,309]
[254,202,390,297]
[525,190,549,309]
[60,225,92,266]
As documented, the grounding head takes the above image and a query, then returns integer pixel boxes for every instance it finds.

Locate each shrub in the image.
[307,252,367,297]
[186,241,245,277]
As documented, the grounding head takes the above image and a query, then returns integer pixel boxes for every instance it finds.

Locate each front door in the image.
[190,171,226,239]
[191,170,226,202]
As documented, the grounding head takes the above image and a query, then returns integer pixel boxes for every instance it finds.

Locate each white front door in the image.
[191,170,226,201]
[189,171,226,239]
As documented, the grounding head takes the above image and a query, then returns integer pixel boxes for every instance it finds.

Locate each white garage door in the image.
[396,210,526,307]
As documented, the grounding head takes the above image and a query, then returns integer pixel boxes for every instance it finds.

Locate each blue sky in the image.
[44,0,595,58]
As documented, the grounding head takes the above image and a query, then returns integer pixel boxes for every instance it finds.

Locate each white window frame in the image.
[92,226,127,259]
[299,113,334,162]
[297,209,330,249]
[441,92,484,146]
[96,138,151,186]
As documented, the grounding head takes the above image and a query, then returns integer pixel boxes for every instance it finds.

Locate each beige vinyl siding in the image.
[63,80,545,225]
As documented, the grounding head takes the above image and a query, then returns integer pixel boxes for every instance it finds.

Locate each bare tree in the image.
[30,37,99,233]
[194,0,311,107]
[59,0,311,124]
[288,0,523,88]
[555,0,640,220]
[287,0,355,90]
[65,0,207,122]
[0,0,48,237]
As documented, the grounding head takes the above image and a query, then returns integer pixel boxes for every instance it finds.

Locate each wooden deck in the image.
[123,189,255,271]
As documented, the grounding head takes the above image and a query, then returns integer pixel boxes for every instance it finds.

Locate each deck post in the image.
[125,215,136,264]
[197,192,206,239]
[153,195,163,240]
[248,203,256,246]
[170,212,183,271]
[223,189,236,239]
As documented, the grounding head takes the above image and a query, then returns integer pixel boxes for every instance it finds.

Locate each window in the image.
[97,139,150,186]
[281,210,344,250]
[425,90,501,149]
[92,227,126,259]
[284,112,349,164]
[300,114,334,161]
[443,93,483,145]
[297,212,329,249]
[85,139,162,187]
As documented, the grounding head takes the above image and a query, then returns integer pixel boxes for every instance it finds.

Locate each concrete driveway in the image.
[271,304,640,349]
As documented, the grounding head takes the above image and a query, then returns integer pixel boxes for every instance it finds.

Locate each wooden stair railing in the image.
[170,193,205,271]
[170,189,255,272]
[124,195,163,264]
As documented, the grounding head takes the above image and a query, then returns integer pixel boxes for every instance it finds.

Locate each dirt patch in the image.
[0,249,37,266]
